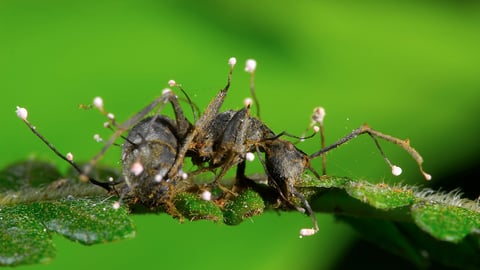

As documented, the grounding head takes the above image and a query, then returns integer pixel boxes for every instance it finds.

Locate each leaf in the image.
[411,202,480,243]
[2,160,480,269]
[223,189,265,225]
[29,198,136,244]
[0,205,55,266]
[344,181,416,210]
[174,192,223,222]
[0,160,61,192]
[0,198,135,266]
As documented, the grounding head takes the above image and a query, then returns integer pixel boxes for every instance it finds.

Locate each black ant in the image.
[16,57,431,237]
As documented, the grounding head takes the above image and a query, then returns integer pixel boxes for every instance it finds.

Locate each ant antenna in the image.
[15,106,113,192]
[245,59,261,119]
[310,124,431,180]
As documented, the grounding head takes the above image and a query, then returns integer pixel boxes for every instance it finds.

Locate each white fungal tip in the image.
[15,106,28,120]
[423,172,432,181]
[154,174,163,182]
[93,97,104,109]
[103,122,110,128]
[130,161,144,176]
[93,134,103,142]
[228,57,237,68]
[246,152,255,162]
[162,88,172,96]
[66,152,74,161]
[391,165,403,176]
[107,113,115,120]
[312,107,326,124]
[112,201,121,210]
[313,126,320,133]
[108,177,114,182]
[168,80,176,87]
[181,171,188,180]
[299,228,317,238]
[243,97,253,108]
[245,59,257,73]
[200,190,212,201]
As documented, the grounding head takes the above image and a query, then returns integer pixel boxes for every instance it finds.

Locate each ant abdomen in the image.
[122,116,178,206]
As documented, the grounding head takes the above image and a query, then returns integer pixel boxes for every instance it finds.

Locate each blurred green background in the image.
[1,1,479,269]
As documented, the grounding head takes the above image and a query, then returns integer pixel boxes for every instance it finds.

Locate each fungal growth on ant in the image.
[16,57,431,238]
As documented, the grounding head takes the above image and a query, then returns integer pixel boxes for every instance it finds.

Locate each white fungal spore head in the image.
[66,152,74,161]
[312,107,326,124]
[299,228,317,238]
[93,97,104,109]
[15,106,28,121]
[200,190,212,201]
[130,161,144,176]
[246,152,255,162]
[93,134,103,142]
[313,126,320,133]
[243,98,253,108]
[112,201,121,210]
[245,59,257,73]
[107,113,115,120]
[168,80,176,87]
[391,165,403,176]
[423,172,432,181]
[162,88,172,96]
[228,57,237,68]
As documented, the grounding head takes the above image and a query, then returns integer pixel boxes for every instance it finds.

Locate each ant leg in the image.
[150,89,192,138]
[235,160,248,183]
[310,124,431,180]
[291,187,319,237]
[168,59,236,179]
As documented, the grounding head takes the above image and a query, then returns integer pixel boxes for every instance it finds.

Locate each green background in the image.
[1,1,479,269]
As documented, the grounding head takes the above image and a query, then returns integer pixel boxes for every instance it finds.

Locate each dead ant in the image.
[16,57,431,237]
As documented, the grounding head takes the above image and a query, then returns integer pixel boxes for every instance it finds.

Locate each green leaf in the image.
[411,202,480,243]
[0,198,135,266]
[0,160,61,192]
[0,205,55,266]
[174,192,223,222]
[344,181,416,210]
[29,198,136,244]
[2,160,480,269]
[223,189,265,225]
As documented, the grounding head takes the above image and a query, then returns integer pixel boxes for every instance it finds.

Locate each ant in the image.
[16,57,431,237]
